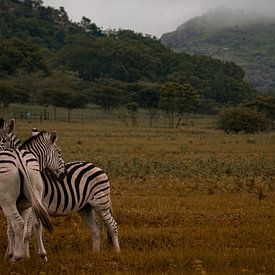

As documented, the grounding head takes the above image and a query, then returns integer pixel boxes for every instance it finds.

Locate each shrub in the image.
[217,107,271,133]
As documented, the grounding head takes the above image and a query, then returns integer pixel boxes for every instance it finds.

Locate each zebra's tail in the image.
[15,151,53,233]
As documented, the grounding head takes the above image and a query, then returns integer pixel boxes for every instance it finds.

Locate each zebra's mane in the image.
[0,118,5,129]
[19,131,47,149]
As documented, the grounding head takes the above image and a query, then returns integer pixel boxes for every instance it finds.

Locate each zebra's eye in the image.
[2,139,6,143]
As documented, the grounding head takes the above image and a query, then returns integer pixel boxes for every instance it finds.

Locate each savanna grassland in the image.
[0,118,275,274]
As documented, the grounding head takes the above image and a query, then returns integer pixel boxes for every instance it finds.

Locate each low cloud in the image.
[43,0,275,37]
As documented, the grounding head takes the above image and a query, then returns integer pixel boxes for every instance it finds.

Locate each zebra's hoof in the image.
[115,248,121,253]
[11,256,23,262]
[40,255,48,262]
[5,253,13,259]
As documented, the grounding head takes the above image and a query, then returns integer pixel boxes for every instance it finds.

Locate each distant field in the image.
[0,119,274,274]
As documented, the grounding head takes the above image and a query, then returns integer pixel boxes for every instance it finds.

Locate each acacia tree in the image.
[160,82,199,128]
[159,82,178,128]
[129,81,160,127]
[175,83,200,128]
[127,102,138,127]
[49,90,87,122]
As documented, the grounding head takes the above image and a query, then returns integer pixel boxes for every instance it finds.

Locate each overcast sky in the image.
[43,0,275,37]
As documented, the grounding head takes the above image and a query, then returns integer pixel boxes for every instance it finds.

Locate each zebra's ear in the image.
[50,131,58,144]
[6,118,15,133]
[32,128,40,137]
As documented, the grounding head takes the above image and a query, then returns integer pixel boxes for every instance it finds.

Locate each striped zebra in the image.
[0,118,21,150]
[0,118,22,149]
[0,131,66,261]
[1,123,120,254]
[30,129,121,253]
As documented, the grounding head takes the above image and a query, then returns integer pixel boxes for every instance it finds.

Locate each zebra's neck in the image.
[9,133,22,149]
[19,136,47,171]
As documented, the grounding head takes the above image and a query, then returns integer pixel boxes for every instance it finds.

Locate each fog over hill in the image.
[43,0,275,38]
[161,7,275,91]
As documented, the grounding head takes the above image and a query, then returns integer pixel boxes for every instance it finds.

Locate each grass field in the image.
[0,118,274,274]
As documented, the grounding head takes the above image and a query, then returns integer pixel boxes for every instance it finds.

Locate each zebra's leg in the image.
[2,205,25,261]
[28,170,48,261]
[5,221,15,259]
[5,210,31,259]
[32,216,48,262]
[21,208,33,259]
[91,201,121,253]
[79,205,102,252]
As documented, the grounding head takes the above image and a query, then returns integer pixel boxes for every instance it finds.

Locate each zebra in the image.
[0,118,21,150]
[0,118,22,150]
[1,123,120,254]
[0,131,66,261]
[29,128,121,253]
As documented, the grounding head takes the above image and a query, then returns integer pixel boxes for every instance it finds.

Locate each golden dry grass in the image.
[0,118,275,274]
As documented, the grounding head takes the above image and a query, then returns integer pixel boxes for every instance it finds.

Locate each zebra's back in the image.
[0,149,39,171]
[41,161,111,215]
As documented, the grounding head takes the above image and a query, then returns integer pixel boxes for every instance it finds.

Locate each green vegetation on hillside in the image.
[161,7,275,91]
[0,1,259,122]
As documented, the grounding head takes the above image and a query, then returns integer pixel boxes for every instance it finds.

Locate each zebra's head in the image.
[46,131,67,180]
[22,130,67,180]
[0,118,15,150]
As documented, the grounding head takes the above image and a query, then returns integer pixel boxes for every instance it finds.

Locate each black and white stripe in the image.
[42,162,110,214]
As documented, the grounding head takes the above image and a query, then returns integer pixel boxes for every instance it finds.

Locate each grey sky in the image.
[43,0,275,37]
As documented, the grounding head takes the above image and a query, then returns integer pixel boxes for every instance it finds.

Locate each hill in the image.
[0,1,257,114]
[161,7,275,91]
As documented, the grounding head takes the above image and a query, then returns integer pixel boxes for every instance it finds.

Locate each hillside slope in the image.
[161,8,275,91]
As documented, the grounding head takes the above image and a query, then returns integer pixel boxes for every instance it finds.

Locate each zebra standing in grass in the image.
[0,122,120,254]
[0,130,66,261]
[30,128,121,253]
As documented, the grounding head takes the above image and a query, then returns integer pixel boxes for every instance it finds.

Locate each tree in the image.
[0,79,17,109]
[0,77,29,109]
[49,90,87,122]
[127,102,139,127]
[160,82,199,128]
[129,81,160,127]
[203,76,256,105]
[35,71,86,121]
[89,79,128,113]
[79,16,102,36]
[0,37,49,77]
[174,83,200,128]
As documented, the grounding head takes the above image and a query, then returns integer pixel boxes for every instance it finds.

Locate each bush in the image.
[217,107,271,133]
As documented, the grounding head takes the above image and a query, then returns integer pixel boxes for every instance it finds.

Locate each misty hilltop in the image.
[161,7,275,91]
